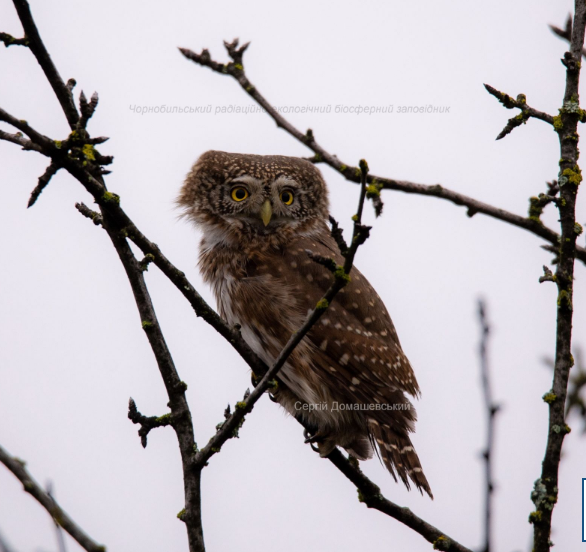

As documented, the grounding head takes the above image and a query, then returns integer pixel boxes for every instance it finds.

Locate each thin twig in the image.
[325,447,472,552]
[178,42,586,265]
[98,209,204,552]
[11,0,79,128]
[531,3,586,551]
[75,202,103,226]
[565,349,586,432]
[543,348,586,434]
[477,300,500,552]
[128,398,172,448]
[550,14,586,58]
[28,162,59,207]
[47,482,68,552]
[0,107,59,148]
[483,85,554,139]
[2,2,204,548]
[0,444,105,552]
[78,91,99,130]
[0,128,42,151]
[0,31,28,47]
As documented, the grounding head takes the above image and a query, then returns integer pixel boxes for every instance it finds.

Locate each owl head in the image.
[178,151,330,246]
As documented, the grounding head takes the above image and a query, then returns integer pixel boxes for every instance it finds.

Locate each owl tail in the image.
[368,419,433,499]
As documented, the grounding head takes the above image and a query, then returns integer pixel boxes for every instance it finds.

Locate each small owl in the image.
[178,150,432,497]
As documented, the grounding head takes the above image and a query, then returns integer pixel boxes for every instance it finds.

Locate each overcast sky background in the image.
[1,1,585,551]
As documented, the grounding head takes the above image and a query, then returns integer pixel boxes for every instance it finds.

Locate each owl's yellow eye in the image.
[231,186,249,202]
[280,190,294,205]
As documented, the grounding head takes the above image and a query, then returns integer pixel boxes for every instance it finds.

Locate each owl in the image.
[178,150,432,498]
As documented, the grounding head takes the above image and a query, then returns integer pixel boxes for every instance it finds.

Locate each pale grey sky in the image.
[0,1,585,551]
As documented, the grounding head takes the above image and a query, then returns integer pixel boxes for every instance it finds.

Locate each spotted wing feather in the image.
[246,224,432,496]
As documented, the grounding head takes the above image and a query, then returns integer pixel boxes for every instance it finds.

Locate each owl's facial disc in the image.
[222,175,304,233]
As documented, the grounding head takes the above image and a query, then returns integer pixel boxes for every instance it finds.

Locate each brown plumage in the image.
[178,150,432,497]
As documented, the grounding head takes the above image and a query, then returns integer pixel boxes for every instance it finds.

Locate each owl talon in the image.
[303,429,321,453]
[303,428,330,445]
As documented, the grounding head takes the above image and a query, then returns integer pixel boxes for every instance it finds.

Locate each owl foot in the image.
[303,428,337,456]
[304,432,324,444]
[303,428,323,452]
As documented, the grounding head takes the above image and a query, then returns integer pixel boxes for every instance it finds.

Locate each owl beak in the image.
[260,199,273,226]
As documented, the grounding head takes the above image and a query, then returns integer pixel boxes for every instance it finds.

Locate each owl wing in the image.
[246,224,432,496]
[253,223,420,400]
[245,223,420,411]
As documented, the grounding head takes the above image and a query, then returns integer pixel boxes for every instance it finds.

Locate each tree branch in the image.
[0,5,481,551]
[0,444,105,552]
[483,84,554,139]
[565,348,586,432]
[46,482,69,552]
[127,398,173,448]
[11,0,79,128]
[28,162,59,207]
[97,208,205,552]
[178,41,586,266]
[325,447,472,552]
[477,300,500,552]
[0,128,42,152]
[0,31,28,47]
[550,14,586,59]
[531,3,586,551]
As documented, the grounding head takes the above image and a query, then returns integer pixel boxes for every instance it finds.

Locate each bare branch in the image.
[539,265,556,283]
[0,128,42,151]
[178,43,586,265]
[543,348,586,432]
[78,91,99,130]
[532,3,586,551]
[46,482,69,552]
[566,349,586,432]
[483,85,554,139]
[11,0,79,128]
[550,14,586,58]
[529,180,559,226]
[0,15,207,543]
[128,398,173,448]
[96,209,204,552]
[0,107,59,149]
[28,162,59,208]
[325,447,472,552]
[0,444,105,552]
[0,32,28,47]
[477,301,500,552]
[75,202,103,226]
